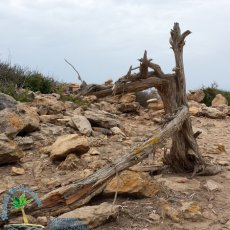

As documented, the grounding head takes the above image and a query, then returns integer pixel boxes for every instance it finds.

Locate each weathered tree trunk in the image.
[157,23,205,172]
[78,23,205,172]
[111,23,204,172]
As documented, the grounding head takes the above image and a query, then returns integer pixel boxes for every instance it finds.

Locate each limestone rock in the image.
[0,134,24,165]
[187,89,205,102]
[180,201,202,221]
[159,198,181,222]
[188,100,202,115]
[104,170,159,198]
[119,93,136,103]
[58,153,83,170]
[50,134,90,161]
[212,94,228,107]
[147,99,164,111]
[71,115,92,136]
[111,127,126,137]
[15,136,34,150]
[149,212,161,221]
[117,102,140,113]
[11,166,25,175]
[58,202,120,229]
[204,179,223,191]
[200,106,226,119]
[0,92,17,110]
[0,103,40,137]
[85,109,120,128]
[33,94,65,115]
[39,114,63,124]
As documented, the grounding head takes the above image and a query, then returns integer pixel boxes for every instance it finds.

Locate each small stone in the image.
[159,198,180,222]
[208,204,213,209]
[11,167,25,175]
[180,201,202,221]
[111,127,126,137]
[149,213,161,221]
[204,179,223,191]
[88,148,101,155]
[58,154,82,171]
[37,216,48,226]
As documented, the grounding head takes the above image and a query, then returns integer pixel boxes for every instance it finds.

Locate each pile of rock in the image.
[188,91,229,119]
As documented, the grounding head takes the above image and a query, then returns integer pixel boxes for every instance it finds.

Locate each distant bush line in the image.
[201,82,230,106]
[1,61,229,107]
[0,60,89,105]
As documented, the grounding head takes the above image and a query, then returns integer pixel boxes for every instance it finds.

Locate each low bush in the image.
[0,60,57,99]
[201,82,230,106]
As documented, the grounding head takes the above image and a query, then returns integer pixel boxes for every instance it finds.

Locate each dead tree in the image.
[80,23,205,172]
[1,23,219,224]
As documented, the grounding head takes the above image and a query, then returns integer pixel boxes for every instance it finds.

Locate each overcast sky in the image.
[0,0,229,90]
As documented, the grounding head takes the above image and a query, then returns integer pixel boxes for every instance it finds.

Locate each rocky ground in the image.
[0,90,230,230]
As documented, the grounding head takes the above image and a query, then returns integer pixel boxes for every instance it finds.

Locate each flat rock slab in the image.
[58,202,120,229]
[84,109,120,129]
[50,134,90,161]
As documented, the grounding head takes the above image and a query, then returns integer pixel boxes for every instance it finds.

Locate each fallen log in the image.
[27,105,189,217]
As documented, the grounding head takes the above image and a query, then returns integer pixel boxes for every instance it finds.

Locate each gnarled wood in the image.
[26,106,189,217]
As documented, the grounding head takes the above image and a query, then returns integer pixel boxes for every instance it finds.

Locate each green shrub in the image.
[24,72,55,94]
[201,83,230,106]
[0,60,57,99]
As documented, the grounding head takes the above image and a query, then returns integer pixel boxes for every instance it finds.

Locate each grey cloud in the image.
[0,0,229,89]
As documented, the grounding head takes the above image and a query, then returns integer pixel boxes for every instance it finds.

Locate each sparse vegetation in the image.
[201,82,230,106]
[0,60,57,100]
[0,60,88,105]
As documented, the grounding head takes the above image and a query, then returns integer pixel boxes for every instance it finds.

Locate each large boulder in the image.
[50,134,90,161]
[33,94,65,115]
[0,103,40,137]
[212,94,228,107]
[0,134,24,165]
[0,93,17,110]
[84,109,120,128]
[104,170,159,198]
[58,202,120,229]
[187,89,205,102]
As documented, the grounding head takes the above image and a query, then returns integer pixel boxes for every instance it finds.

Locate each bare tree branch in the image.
[64,59,83,83]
